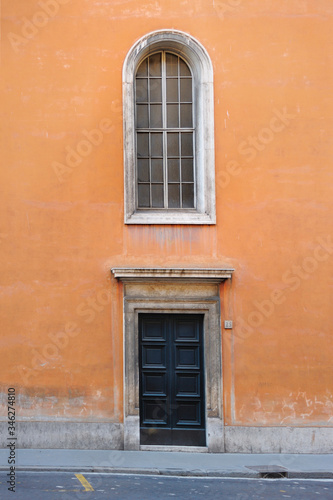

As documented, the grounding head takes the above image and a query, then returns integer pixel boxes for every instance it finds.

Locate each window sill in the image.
[125,210,216,225]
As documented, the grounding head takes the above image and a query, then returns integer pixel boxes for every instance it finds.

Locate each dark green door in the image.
[139,313,205,446]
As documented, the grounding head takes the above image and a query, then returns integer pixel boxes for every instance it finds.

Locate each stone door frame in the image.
[111,268,234,453]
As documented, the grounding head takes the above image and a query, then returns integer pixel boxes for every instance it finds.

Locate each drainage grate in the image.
[246,465,288,478]
[260,471,288,479]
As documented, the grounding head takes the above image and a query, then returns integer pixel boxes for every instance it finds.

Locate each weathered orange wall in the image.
[1,0,333,426]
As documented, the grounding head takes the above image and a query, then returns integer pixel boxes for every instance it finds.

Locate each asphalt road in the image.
[1,472,333,499]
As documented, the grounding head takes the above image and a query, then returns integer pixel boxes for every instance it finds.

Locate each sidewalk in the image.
[1,449,333,478]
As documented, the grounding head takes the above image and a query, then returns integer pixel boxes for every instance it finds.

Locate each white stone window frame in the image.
[123,30,216,225]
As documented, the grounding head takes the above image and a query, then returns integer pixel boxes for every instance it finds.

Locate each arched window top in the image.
[123,30,216,225]
[136,50,193,80]
[123,29,213,85]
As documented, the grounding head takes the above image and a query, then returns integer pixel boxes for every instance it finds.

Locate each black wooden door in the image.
[139,313,205,446]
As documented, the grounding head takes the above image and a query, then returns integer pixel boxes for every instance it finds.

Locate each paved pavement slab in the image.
[0,449,332,478]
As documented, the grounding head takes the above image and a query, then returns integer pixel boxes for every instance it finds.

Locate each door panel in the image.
[142,373,167,395]
[175,346,200,368]
[176,373,200,395]
[176,401,201,425]
[142,345,166,367]
[139,313,205,446]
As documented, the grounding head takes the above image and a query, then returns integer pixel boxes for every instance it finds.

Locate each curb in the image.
[0,467,257,477]
[0,466,332,479]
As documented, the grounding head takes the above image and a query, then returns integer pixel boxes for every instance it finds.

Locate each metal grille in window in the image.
[135,52,195,209]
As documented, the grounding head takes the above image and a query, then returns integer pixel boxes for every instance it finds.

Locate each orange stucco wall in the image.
[1,0,333,427]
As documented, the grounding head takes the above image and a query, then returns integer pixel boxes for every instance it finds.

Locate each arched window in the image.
[136,51,195,209]
[123,30,216,224]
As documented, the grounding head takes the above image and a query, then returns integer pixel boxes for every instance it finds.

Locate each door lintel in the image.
[112,267,234,283]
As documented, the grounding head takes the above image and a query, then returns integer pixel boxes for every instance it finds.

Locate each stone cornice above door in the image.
[111,267,234,283]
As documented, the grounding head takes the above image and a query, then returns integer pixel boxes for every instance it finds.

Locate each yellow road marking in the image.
[75,474,94,492]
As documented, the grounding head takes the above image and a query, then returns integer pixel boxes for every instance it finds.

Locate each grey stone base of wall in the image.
[1,422,332,452]
[0,422,123,450]
[225,426,333,454]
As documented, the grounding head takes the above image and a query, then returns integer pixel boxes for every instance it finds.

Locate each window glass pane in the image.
[138,184,150,207]
[150,79,162,102]
[149,53,161,76]
[180,104,192,127]
[167,104,179,128]
[151,184,164,208]
[181,159,194,182]
[137,58,148,77]
[137,133,149,157]
[167,133,179,157]
[182,184,194,208]
[150,104,162,128]
[136,52,196,214]
[166,53,178,76]
[151,159,163,182]
[136,104,149,128]
[168,184,180,208]
[151,133,163,157]
[179,58,191,77]
[180,79,192,102]
[138,159,150,182]
[168,159,180,182]
[136,78,148,102]
[181,132,193,156]
[166,79,178,102]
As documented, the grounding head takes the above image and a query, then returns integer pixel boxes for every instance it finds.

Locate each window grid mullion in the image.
[178,57,183,209]
[137,128,194,133]
[161,51,168,209]
[191,76,196,210]
[147,57,152,208]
